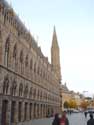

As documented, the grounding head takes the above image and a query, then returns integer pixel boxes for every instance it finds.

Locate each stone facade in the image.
[61,83,83,111]
[0,1,61,125]
[60,84,72,111]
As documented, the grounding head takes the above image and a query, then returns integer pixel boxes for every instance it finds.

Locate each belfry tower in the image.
[51,26,61,83]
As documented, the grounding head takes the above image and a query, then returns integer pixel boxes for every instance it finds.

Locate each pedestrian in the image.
[84,112,87,118]
[52,113,60,125]
[60,111,69,125]
[87,113,94,125]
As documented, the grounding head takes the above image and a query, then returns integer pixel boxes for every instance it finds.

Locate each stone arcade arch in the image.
[1,100,8,125]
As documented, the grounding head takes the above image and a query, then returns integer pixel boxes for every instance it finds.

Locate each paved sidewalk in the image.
[17,117,53,125]
[31,117,53,125]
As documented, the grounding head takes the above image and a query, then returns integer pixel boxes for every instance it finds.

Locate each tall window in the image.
[20,50,23,73]
[37,67,40,75]
[24,85,28,98]
[13,44,17,59]
[37,89,40,100]
[11,79,17,96]
[4,35,10,67]
[34,63,36,73]
[25,55,28,67]
[19,83,23,96]
[30,59,32,70]
[20,50,23,64]
[33,88,36,98]
[13,43,17,68]
[29,87,32,98]
[3,75,9,94]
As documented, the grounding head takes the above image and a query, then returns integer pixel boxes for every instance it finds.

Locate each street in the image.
[31,112,90,125]
[17,112,91,125]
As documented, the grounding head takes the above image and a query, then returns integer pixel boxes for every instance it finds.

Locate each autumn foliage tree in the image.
[80,100,89,110]
[68,99,77,108]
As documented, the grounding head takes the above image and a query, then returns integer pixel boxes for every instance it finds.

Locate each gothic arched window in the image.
[20,50,24,73]
[34,63,36,73]
[37,89,40,99]
[20,50,23,64]
[3,75,9,94]
[29,87,32,98]
[11,79,17,96]
[30,59,32,70]
[5,35,10,67]
[25,55,28,67]
[19,83,23,96]
[40,91,42,100]
[33,88,36,98]
[37,67,40,74]
[24,85,28,98]
[13,43,17,59]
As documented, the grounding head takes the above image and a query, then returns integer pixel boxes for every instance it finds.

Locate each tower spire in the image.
[52,26,59,48]
[51,26,61,83]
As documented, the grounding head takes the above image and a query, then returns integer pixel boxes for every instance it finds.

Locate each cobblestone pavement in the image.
[18,112,91,125]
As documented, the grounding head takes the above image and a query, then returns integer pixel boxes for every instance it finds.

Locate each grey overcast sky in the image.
[6,0,94,97]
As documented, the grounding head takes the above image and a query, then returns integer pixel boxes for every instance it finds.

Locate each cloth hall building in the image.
[0,0,61,125]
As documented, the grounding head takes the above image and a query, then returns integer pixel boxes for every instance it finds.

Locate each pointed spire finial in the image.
[53,25,56,36]
[53,25,56,31]
[52,25,58,48]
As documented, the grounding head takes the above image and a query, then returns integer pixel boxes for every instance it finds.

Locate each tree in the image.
[63,101,69,108]
[68,99,77,109]
[80,100,88,110]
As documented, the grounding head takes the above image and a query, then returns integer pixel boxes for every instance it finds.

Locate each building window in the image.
[24,85,28,98]
[11,79,17,96]
[13,43,17,59]
[20,50,24,73]
[4,35,10,67]
[3,75,9,94]
[37,67,40,74]
[20,50,23,64]
[33,88,36,98]
[25,55,28,67]
[19,83,23,96]
[37,89,40,99]
[30,59,32,70]
[34,63,36,73]
[29,87,32,98]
